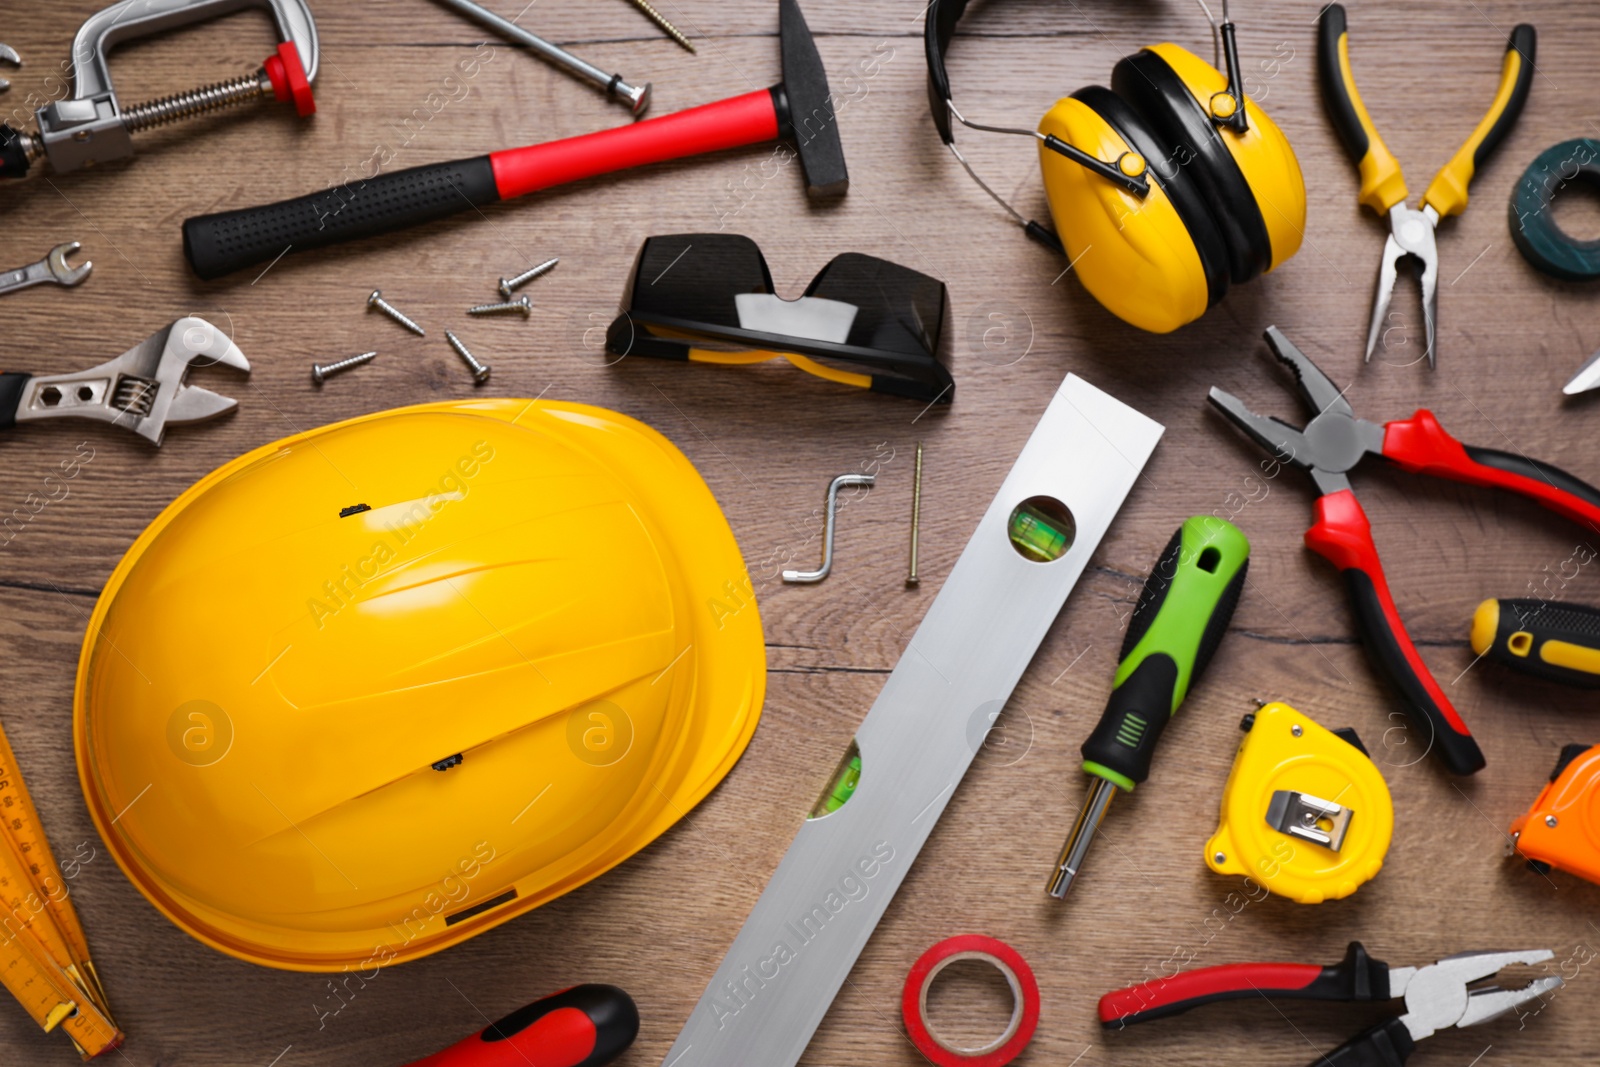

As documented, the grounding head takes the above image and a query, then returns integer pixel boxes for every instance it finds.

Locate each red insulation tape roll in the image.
[902,935,1041,1067]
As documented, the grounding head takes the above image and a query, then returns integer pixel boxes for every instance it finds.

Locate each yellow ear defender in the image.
[925,1,1306,333]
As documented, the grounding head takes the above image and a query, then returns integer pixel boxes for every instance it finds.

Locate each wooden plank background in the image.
[3,1,1600,1064]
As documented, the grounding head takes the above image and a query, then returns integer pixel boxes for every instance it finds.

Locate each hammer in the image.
[182,0,846,280]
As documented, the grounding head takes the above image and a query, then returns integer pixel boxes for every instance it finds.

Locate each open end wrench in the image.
[0,242,93,296]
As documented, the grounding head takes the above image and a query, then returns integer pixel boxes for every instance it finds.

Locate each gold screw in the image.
[906,442,924,587]
[625,0,696,53]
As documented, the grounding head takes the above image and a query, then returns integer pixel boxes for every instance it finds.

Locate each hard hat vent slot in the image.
[446,888,517,926]
[431,753,463,771]
[340,503,372,518]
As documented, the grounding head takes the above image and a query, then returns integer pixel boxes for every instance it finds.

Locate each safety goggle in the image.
[606,234,953,403]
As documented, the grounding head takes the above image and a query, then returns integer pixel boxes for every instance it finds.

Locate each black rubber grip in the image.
[1317,4,1368,164]
[0,125,32,179]
[183,156,500,280]
[1345,569,1487,775]
[1080,654,1179,787]
[1477,25,1537,169]
[1305,1016,1417,1067]
[1464,443,1600,514]
[0,372,29,429]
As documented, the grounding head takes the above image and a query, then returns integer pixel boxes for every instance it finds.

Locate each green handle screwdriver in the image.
[1047,515,1250,898]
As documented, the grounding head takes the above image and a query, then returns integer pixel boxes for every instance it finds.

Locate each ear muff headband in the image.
[1113,47,1273,284]
[925,0,973,145]
[1074,84,1230,307]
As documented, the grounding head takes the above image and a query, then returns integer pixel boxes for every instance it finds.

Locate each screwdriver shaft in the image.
[1048,776,1117,898]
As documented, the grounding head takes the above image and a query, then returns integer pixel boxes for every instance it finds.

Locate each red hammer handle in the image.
[182,90,782,280]
[491,88,780,198]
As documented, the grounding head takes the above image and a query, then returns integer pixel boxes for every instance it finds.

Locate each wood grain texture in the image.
[2,0,1599,1063]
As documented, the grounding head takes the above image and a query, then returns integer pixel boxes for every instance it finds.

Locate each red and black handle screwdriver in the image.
[402,985,638,1067]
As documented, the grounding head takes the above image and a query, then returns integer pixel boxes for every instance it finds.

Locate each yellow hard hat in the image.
[74,399,765,972]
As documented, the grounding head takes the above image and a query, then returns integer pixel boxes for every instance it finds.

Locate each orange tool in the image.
[1510,743,1600,886]
[0,717,121,1058]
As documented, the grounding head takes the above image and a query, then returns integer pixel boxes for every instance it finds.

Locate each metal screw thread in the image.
[313,351,376,384]
[906,442,924,587]
[368,290,426,336]
[627,0,696,52]
[468,296,532,317]
[122,70,270,133]
[498,257,559,300]
[445,330,491,384]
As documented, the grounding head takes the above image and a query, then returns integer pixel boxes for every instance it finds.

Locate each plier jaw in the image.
[1397,948,1562,1040]
[1367,204,1440,368]
[1208,327,1382,497]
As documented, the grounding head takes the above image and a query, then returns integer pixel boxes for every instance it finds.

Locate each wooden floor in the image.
[4,1,1600,1063]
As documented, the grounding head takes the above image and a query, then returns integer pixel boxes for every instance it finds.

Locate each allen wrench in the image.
[783,473,875,583]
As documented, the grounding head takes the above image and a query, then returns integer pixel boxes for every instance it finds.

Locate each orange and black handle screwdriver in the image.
[1472,599,1600,689]
[402,985,637,1067]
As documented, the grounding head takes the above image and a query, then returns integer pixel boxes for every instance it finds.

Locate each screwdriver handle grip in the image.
[403,985,638,1067]
[1472,598,1600,689]
[1080,516,1250,790]
[1317,3,1407,215]
[1423,24,1536,219]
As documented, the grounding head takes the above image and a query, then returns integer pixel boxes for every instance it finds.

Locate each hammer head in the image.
[777,0,848,197]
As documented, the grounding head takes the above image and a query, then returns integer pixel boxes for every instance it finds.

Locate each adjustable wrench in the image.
[0,243,93,297]
[0,318,249,446]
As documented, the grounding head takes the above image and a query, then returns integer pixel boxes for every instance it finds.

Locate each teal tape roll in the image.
[1510,138,1600,281]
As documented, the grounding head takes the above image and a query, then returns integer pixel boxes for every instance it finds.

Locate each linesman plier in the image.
[1100,942,1561,1067]
[1318,4,1535,368]
[1210,327,1600,776]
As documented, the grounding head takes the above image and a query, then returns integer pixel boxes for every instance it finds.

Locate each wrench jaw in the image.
[13,317,248,446]
[46,242,92,287]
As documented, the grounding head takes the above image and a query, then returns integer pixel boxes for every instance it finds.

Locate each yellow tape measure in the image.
[0,717,121,1058]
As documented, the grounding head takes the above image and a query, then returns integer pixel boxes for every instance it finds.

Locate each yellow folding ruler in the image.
[0,717,120,1058]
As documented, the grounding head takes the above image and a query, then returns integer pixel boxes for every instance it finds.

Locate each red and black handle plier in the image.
[1210,327,1600,775]
[1100,942,1560,1067]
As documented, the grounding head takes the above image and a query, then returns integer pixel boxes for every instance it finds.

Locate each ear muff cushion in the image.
[1072,85,1229,308]
[1113,48,1272,285]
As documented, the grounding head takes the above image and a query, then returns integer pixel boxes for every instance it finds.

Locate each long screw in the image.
[432,0,651,115]
[499,257,559,300]
[312,351,376,385]
[368,289,425,336]
[626,0,696,53]
[445,330,492,385]
[468,296,532,317]
[907,442,924,587]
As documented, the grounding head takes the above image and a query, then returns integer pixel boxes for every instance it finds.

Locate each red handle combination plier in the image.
[1210,327,1600,775]
[1100,942,1560,1066]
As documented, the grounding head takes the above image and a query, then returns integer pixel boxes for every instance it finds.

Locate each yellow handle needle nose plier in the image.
[1317,5,1535,369]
